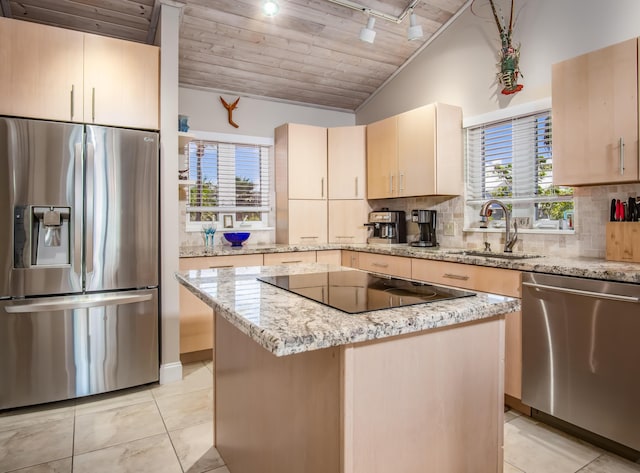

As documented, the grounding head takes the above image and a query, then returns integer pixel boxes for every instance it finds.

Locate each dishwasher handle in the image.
[522,281,640,303]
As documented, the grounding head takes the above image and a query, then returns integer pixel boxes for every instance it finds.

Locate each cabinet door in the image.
[288,200,328,244]
[84,34,159,130]
[505,311,522,399]
[0,18,84,122]
[552,38,639,185]
[328,126,366,199]
[287,124,327,199]
[398,104,435,196]
[366,116,398,199]
[341,250,360,268]
[179,255,263,354]
[328,200,369,244]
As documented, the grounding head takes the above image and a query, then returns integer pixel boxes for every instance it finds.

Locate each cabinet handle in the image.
[321,177,324,198]
[282,260,302,264]
[335,235,354,239]
[300,236,318,239]
[372,262,389,268]
[91,87,96,123]
[443,273,470,281]
[389,174,394,194]
[209,265,233,269]
[619,137,625,175]
[70,85,75,120]
[399,172,404,192]
[355,176,359,197]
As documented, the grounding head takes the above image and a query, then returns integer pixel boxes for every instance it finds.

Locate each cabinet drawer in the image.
[179,254,264,270]
[316,250,341,265]
[263,251,316,266]
[411,259,521,298]
[357,253,411,279]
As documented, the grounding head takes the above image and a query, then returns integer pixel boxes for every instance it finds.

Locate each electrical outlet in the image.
[444,222,455,236]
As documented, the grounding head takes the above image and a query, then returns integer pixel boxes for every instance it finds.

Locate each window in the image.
[465,110,574,231]
[186,140,270,228]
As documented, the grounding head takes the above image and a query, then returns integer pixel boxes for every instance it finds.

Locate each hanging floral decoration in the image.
[488,0,523,95]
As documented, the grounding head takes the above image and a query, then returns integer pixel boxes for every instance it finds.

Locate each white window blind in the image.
[186,140,270,224]
[466,110,573,226]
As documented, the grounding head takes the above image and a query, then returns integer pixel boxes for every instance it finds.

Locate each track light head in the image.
[359,17,376,44]
[262,0,280,17]
[407,13,423,41]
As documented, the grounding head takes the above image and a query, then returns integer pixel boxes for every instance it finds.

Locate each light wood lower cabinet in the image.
[341,250,360,268]
[356,253,412,279]
[263,251,317,266]
[316,250,342,265]
[411,258,523,403]
[179,254,264,356]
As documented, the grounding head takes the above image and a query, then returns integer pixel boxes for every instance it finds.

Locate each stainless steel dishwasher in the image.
[522,272,640,453]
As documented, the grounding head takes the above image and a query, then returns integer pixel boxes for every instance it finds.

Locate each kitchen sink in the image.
[447,250,543,260]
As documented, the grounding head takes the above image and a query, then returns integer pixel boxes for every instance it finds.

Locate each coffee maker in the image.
[411,209,438,247]
[366,210,406,244]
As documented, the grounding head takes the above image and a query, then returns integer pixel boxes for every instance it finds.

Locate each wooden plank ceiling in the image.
[1,0,469,111]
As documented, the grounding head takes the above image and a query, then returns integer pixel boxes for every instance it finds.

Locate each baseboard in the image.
[159,361,183,384]
[505,394,531,416]
[180,349,213,364]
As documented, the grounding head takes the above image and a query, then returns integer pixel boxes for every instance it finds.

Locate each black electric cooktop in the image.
[257,270,475,314]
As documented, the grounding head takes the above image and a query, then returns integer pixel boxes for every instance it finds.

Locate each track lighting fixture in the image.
[359,16,376,44]
[262,0,279,17]
[407,12,423,41]
[326,0,424,43]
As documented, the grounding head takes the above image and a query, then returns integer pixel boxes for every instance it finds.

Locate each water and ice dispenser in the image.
[14,206,71,268]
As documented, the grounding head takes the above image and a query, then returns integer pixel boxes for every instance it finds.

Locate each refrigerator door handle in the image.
[74,141,84,280]
[85,141,95,276]
[4,293,153,313]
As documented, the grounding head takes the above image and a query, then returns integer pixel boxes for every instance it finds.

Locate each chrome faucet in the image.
[479,199,518,253]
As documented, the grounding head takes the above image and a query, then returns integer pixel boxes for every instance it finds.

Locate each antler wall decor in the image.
[488,0,523,95]
[220,96,240,128]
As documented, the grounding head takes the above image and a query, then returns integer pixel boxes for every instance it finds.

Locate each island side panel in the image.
[214,314,341,473]
[341,317,505,473]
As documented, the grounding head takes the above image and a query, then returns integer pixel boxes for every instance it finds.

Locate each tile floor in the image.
[1,361,639,473]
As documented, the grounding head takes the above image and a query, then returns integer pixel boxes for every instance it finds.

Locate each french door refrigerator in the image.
[0,117,159,410]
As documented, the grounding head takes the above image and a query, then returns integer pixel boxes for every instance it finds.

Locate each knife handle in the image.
[611,199,617,222]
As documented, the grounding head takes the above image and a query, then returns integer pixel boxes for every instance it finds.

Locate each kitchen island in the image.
[176,263,520,473]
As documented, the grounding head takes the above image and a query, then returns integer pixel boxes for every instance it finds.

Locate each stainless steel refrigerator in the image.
[0,117,159,410]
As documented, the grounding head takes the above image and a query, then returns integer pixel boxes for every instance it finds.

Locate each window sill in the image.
[185,225,274,233]
[463,227,575,236]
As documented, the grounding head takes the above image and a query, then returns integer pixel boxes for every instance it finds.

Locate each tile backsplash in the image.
[179,184,639,258]
[369,183,640,258]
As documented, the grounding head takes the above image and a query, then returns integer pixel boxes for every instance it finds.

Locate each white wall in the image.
[357,0,640,123]
[180,86,355,137]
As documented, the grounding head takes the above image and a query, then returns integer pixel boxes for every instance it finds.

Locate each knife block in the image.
[605,222,640,263]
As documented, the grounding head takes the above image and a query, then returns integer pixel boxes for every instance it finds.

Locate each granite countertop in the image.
[176,263,520,357]
[179,243,640,284]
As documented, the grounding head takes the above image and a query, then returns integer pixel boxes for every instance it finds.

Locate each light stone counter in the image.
[179,243,640,284]
[176,263,519,357]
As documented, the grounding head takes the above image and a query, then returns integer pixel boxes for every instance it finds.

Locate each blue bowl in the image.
[223,232,251,247]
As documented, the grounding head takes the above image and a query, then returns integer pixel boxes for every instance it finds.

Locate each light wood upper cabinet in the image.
[0,17,84,122]
[367,103,463,199]
[552,38,639,185]
[366,116,398,199]
[328,200,369,244]
[328,126,366,199]
[276,123,327,200]
[84,34,159,130]
[0,17,159,130]
[287,200,328,244]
